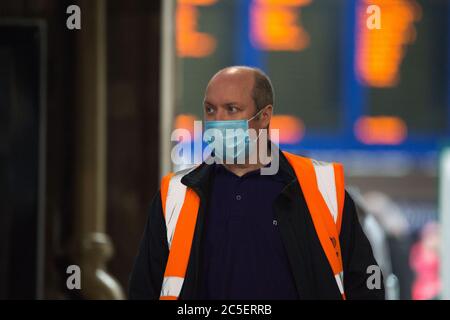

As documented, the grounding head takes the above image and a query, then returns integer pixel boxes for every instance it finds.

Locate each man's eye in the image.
[205,106,214,113]
[228,106,238,113]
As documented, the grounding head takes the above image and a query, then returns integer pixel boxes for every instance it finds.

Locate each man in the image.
[129,66,384,300]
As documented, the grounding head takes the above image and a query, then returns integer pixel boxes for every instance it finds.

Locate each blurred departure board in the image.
[266,0,345,132]
[363,0,448,134]
[176,0,237,117]
[174,0,450,152]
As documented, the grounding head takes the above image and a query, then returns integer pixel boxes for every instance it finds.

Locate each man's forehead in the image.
[209,67,255,84]
[205,69,254,96]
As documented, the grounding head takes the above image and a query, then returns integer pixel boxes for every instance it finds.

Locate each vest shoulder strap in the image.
[159,165,199,300]
[160,165,199,248]
[282,151,345,234]
[282,151,346,299]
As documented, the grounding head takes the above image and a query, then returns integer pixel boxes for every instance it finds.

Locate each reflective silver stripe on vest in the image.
[160,276,184,297]
[312,159,345,295]
[164,166,197,249]
[335,272,345,295]
[311,159,338,223]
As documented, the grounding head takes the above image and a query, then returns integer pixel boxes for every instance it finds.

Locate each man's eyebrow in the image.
[203,101,240,107]
[225,102,239,106]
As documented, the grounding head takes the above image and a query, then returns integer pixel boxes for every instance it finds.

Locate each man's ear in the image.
[260,105,273,128]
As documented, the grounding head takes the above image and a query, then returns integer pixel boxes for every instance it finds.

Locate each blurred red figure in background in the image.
[410,222,441,300]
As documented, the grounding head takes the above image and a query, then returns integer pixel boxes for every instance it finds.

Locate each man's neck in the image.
[222,161,266,177]
[221,146,272,177]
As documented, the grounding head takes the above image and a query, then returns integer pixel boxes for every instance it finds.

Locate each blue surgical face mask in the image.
[203,108,264,162]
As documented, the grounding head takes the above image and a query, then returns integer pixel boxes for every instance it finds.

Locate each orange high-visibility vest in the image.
[159,151,346,300]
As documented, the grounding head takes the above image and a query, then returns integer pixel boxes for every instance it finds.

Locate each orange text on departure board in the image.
[250,0,312,51]
[355,0,421,87]
[355,116,407,145]
[176,0,217,57]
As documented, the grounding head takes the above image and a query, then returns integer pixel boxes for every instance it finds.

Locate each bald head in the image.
[206,66,274,113]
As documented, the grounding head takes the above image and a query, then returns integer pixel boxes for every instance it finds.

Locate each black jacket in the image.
[129,150,385,300]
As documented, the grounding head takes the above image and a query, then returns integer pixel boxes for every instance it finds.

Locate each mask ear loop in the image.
[247,107,266,123]
[248,106,268,142]
[251,107,274,165]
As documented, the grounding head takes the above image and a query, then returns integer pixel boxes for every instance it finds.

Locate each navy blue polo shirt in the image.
[198,163,298,299]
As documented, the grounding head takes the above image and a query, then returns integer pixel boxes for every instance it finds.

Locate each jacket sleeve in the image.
[128,191,169,299]
[340,191,385,300]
